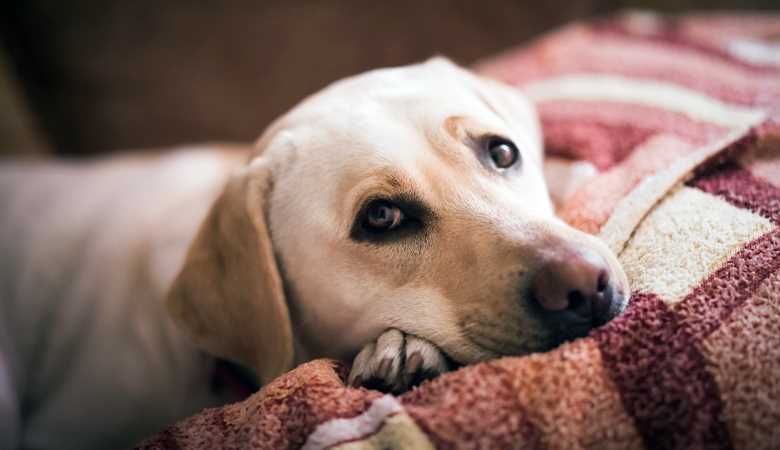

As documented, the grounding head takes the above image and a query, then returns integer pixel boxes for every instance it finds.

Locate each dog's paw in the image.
[347,328,451,393]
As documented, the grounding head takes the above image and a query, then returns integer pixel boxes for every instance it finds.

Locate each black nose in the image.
[529,249,615,326]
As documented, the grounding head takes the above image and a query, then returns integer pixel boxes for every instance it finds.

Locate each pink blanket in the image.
[138,11,780,450]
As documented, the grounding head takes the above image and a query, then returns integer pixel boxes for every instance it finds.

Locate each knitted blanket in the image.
[138,12,780,450]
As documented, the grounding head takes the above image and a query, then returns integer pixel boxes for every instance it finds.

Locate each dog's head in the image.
[167,58,630,383]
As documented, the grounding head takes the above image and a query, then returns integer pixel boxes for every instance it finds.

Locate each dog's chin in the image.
[438,349,466,370]
[548,322,594,347]
[511,324,593,357]
[482,309,629,359]
[453,329,558,364]
[548,308,626,346]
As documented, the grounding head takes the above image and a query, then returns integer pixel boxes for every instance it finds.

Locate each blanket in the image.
[138,11,780,450]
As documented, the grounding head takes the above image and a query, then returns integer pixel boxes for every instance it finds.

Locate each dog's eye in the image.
[351,196,428,243]
[364,200,404,231]
[487,137,520,169]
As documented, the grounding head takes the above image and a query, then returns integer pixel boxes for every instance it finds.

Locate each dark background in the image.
[1,0,777,156]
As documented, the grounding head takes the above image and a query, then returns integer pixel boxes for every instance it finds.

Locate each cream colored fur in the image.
[0,58,628,450]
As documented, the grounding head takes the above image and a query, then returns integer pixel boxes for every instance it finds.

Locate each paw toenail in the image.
[405,352,423,375]
[376,358,392,380]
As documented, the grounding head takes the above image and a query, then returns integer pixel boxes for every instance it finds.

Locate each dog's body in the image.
[0,149,248,449]
[0,59,628,449]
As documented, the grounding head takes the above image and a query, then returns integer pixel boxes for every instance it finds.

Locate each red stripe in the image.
[690,130,759,177]
[144,361,383,450]
[542,120,654,170]
[539,100,727,169]
[675,228,780,341]
[402,363,543,450]
[689,162,780,225]
[478,24,780,109]
[593,18,780,75]
[593,293,733,450]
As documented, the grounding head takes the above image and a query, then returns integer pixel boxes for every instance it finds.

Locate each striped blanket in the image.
[138,11,780,450]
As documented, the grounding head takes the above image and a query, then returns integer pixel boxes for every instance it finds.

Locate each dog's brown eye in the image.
[487,138,519,169]
[364,200,404,231]
[351,196,428,243]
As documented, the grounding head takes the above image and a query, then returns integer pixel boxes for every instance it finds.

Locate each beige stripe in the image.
[331,413,436,450]
[728,39,780,67]
[619,185,773,304]
[525,74,764,128]
[599,123,763,255]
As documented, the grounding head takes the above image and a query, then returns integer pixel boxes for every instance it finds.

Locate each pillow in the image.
[138,11,780,450]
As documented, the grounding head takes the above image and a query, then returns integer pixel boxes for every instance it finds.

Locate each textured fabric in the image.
[138,11,780,450]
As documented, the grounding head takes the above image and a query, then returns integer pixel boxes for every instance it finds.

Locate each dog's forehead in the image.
[317,58,475,105]
[273,64,499,167]
[281,104,486,201]
[289,61,491,133]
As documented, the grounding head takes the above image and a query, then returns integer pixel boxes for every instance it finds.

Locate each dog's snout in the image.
[529,249,615,325]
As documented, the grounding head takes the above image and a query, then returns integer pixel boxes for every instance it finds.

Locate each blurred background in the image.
[1,0,777,157]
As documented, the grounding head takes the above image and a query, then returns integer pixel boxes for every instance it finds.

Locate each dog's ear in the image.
[166,157,292,384]
[429,57,543,166]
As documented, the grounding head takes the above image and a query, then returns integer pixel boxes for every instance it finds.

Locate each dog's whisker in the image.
[460,327,522,356]
[460,316,524,338]
[463,334,508,357]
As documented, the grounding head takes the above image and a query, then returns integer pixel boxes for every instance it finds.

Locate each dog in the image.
[0,58,629,450]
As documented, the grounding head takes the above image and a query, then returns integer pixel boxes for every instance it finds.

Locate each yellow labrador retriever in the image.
[0,58,629,450]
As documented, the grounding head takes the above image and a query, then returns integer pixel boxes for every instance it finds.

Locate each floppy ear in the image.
[166,157,293,384]
[429,57,543,165]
